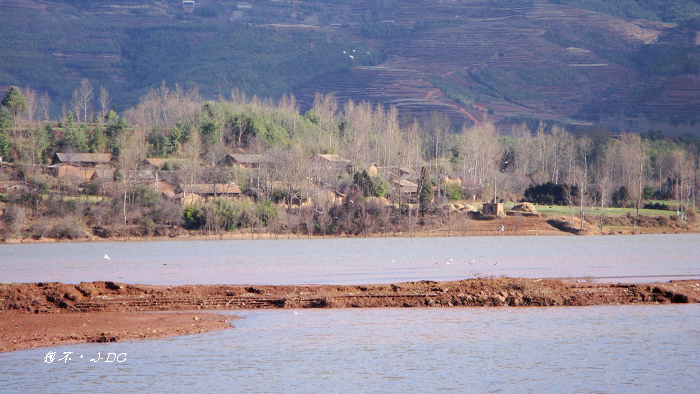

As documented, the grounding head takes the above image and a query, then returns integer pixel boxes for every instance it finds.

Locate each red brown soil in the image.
[2,279,699,353]
[0,311,234,353]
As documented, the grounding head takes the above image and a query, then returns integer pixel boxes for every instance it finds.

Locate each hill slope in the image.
[1,0,699,133]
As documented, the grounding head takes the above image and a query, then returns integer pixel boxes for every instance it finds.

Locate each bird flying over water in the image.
[104,254,110,260]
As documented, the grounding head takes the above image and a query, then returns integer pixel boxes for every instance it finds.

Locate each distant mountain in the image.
[1,0,699,134]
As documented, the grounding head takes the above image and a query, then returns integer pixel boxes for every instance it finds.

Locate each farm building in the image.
[311,154,351,170]
[226,154,273,168]
[48,164,95,182]
[52,152,112,167]
[482,202,504,216]
[175,183,242,205]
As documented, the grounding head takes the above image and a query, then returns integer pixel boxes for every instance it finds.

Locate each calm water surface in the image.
[2,234,700,285]
[1,305,699,392]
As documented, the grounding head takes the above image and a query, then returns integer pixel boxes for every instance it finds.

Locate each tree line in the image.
[1,82,698,239]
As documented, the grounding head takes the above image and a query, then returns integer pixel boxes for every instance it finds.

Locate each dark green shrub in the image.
[182,205,204,229]
[524,182,579,206]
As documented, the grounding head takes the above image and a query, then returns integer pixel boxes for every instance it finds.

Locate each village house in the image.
[174,183,242,205]
[393,178,419,201]
[311,154,351,170]
[48,153,111,182]
[49,164,95,182]
[142,158,187,170]
[397,166,420,181]
[225,153,273,169]
[51,152,112,167]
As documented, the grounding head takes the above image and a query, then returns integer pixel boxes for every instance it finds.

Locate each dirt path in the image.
[2,278,698,352]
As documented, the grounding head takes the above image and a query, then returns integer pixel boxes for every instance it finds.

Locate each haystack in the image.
[461,204,478,212]
[511,202,538,214]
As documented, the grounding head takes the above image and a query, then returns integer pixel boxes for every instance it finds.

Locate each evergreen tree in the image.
[1,87,26,155]
[1,87,26,118]
[0,129,11,161]
[418,166,433,215]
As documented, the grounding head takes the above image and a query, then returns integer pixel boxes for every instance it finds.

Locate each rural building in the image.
[394,178,419,200]
[52,152,112,167]
[226,153,273,168]
[482,202,504,216]
[315,188,346,207]
[48,163,95,182]
[90,167,116,181]
[142,158,187,170]
[154,179,177,197]
[175,183,242,205]
[397,167,419,181]
[311,154,351,170]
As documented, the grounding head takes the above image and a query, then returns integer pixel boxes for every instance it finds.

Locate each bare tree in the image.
[575,136,592,230]
[178,129,203,202]
[342,99,372,171]
[311,92,338,151]
[459,122,500,199]
[511,123,532,176]
[117,126,149,237]
[77,79,94,123]
[596,143,616,232]
[38,92,51,122]
[618,133,647,226]
[98,86,111,123]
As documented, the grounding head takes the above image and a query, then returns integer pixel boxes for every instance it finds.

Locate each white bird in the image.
[349,55,354,59]
[103,254,110,260]
[343,51,347,54]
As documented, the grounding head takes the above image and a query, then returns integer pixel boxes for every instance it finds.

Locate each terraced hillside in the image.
[1,0,699,133]
[294,1,700,133]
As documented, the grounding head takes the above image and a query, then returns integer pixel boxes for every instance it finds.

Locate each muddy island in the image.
[2,278,699,353]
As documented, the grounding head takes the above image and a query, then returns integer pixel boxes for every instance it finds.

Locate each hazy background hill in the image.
[1,0,700,133]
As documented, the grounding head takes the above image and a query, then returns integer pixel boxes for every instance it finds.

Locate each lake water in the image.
[2,234,700,285]
[1,305,699,392]
[2,234,699,391]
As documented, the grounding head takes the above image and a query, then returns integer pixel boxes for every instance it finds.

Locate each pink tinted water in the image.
[2,234,699,285]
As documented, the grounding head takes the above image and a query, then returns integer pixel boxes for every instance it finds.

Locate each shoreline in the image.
[2,218,697,245]
[2,278,698,353]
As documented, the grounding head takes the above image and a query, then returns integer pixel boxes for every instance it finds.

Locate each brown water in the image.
[2,234,699,285]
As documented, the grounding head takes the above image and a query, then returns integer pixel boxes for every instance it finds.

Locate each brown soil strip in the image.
[0,311,234,353]
[2,278,699,353]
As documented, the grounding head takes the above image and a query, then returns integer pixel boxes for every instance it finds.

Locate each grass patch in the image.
[529,204,676,217]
